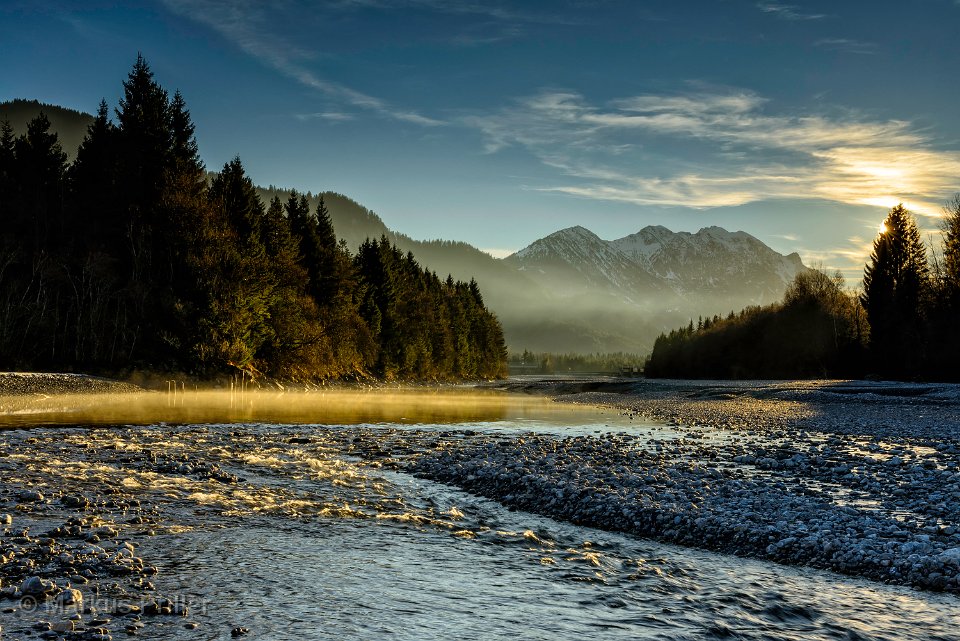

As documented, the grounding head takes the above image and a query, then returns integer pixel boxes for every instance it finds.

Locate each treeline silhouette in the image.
[646,202,960,381]
[508,350,642,374]
[0,56,506,381]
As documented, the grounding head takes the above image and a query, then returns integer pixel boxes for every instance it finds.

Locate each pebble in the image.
[51,620,75,632]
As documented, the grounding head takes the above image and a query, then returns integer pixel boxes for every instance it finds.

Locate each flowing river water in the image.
[1,388,959,640]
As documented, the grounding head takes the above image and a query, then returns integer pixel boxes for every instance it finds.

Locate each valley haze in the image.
[1,99,811,355]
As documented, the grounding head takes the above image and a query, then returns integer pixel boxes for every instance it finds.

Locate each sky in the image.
[2,0,959,281]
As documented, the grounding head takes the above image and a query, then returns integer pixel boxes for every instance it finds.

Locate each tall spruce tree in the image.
[209,157,264,244]
[861,204,930,376]
[116,55,171,201]
[926,194,960,379]
[941,195,960,307]
[12,113,68,251]
[70,100,118,250]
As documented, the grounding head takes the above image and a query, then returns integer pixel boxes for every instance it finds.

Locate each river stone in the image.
[51,620,75,633]
[62,495,90,510]
[57,588,83,607]
[18,489,45,501]
[20,576,56,596]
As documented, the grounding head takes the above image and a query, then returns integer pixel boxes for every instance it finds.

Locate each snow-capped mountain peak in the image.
[508,223,807,314]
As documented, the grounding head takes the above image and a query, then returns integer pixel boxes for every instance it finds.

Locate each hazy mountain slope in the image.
[256,186,391,252]
[503,224,808,353]
[610,225,806,308]
[253,185,549,308]
[0,99,93,160]
[505,226,669,309]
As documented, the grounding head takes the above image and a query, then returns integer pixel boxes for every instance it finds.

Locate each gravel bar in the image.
[0,373,142,397]
[410,377,960,592]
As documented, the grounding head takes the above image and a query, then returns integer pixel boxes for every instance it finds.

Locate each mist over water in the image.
[0,388,602,429]
[2,390,960,640]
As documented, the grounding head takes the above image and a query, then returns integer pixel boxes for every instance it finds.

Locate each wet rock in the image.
[20,576,56,597]
[231,626,250,637]
[51,620,75,632]
[18,489,44,502]
[57,588,83,608]
[62,495,91,510]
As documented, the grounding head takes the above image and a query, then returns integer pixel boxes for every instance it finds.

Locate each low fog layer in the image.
[0,388,603,428]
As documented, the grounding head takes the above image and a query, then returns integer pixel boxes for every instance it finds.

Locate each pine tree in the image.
[861,204,930,376]
[12,112,68,250]
[262,196,300,260]
[70,100,119,250]
[169,90,202,177]
[941,194,960,307]
[315,194,336,250]
[925,194,960,379]
[115,54,172,213]
[209,157,264,244]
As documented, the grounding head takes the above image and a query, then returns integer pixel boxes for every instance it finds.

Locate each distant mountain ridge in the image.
[9,98,808,354]
[497,224,807,353]
[509,224,805,308]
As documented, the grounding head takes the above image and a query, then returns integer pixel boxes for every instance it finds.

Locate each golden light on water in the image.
[0,388,601,428]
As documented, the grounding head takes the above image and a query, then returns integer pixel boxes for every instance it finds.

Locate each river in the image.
[1,388,959,640]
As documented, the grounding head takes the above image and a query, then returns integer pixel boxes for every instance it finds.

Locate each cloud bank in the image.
[466,89,960,218]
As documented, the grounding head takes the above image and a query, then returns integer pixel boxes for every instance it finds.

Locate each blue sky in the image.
[2,0,959,280]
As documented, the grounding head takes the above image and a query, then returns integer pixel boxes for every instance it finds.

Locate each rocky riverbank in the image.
[413,377,960,592]
[4,375,960,641]
[0,485,201,640]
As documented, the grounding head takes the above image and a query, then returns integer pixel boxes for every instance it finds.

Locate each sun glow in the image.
[879,221,888,235]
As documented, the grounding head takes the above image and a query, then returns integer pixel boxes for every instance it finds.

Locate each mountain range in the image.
[3,99,808,354]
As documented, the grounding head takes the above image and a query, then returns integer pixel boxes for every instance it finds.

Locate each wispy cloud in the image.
[295,112,355,123]
[325,0,582,25]
[814,38,878,55]
[448,22,524,47]
[465,88,960,217]
[757,3,826,20]
[160,0,445,126]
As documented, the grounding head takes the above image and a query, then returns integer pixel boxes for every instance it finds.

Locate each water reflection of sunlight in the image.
[0,388,622,429]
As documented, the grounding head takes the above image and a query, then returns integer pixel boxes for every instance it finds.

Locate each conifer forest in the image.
[0,57,508,381]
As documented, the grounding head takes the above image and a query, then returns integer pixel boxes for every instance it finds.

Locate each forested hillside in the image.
[0,99,93,161]
[646,203,960,381]
[0,57,507,381]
